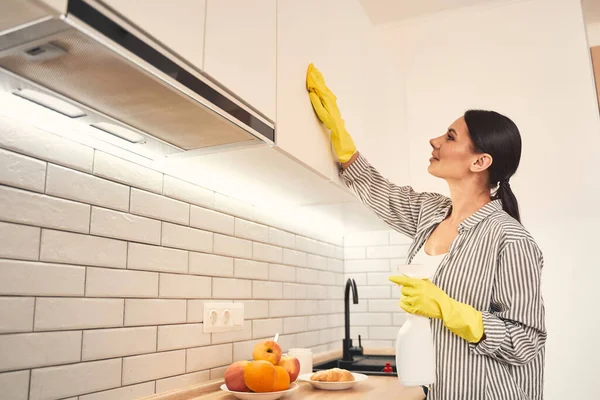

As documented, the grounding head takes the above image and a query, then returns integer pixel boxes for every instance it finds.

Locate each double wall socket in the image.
[203,302,244,333]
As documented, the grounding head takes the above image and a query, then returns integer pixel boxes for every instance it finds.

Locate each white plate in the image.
[297,372,368,390]
[219,382,299,399]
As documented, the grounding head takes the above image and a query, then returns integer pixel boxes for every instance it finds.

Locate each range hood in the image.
[0,0,275,158]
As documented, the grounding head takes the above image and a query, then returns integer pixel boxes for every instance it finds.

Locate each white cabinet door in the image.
[204,0,276,120]
[276,0,374,181]
[36,0,67,13]
[101,0,206,70]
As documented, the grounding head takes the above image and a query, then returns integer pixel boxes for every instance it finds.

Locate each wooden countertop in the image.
[189,377,426,400]
[140,350,426,400]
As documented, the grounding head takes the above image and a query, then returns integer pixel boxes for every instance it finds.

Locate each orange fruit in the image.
[243,360,277,392]
[272,365,290,391]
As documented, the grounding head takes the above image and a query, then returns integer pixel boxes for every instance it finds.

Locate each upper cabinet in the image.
[100,0,206,70]
[204,0,277,121]
[83,0,397,188]
[275,0,377,181]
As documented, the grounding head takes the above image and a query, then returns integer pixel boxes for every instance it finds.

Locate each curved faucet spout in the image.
[343,278,359,362]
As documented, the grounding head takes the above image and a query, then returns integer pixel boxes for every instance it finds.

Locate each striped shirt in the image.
[341,154,546,400]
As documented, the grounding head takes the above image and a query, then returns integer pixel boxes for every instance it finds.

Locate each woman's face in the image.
[428,116,489,181]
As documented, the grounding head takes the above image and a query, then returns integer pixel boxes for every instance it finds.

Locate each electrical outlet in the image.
[203,302,244,333]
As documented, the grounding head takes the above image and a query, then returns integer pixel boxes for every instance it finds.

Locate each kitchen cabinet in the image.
[100,0,206,70]
[204,0,276,121]
[276,0,387,183]
[26,0,66,14]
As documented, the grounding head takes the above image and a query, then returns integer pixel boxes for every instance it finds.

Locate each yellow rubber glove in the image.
[306,63,357,163]
[389,275,484,343]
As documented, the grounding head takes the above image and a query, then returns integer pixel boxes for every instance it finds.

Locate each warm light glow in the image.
[13,89,86,118]
[0,93,346,240]
[91,122,145,143]
[0,93,154,165]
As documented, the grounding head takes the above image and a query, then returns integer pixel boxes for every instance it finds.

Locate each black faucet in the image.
[343,278,360,362]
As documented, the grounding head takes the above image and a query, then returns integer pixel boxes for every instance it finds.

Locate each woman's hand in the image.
[306,63,357,163]
[389,275,485,343]
[392,276,445,319]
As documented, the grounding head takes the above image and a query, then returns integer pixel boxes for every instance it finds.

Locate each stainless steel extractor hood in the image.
[0,0,275,158]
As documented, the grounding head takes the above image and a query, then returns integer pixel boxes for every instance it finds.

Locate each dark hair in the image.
[464,109,522,223]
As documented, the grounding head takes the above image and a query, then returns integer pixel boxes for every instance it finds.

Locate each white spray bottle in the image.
[394,267,436,387]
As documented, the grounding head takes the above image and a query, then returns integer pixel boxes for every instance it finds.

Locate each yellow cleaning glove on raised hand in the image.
[306,63,356,163]
[389,275,485,343]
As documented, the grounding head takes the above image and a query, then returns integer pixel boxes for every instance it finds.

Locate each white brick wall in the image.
[0,370,30,400]
[253,242,283,263]
[0,260,85,297]
[0,185,91,233]
[124,299,187,326]
[189,252,233,277]
[252,318,283,339]
[0,116,94,173]
[34,298,124,331]
[0,222,40,261]
[127,243,187,273]
[30,359,122,400]
[157,323,211,351]
[130,188,189,225]
[252,281,283,299]
[238,300,269,319]
[214,233,252,258]
[211,320,252,344]
[191,206,234,235]
[187,343,233,372]
[283,248,308,267]
[0,132,344,399]
[163,175,213,209]
[269,263,296,282]
[0,331,82,372]
[93,151,162,194]
[79,382,155,400]
[235,218,269,242]
[162,223,213,253]
[269,300,296,318]
[156,371,210,393]
[91,207,161,245]
[0,148,46,193]
[82,327,157,360]
[0,297,34,333]
[45,164,130,212]
[122,350,186,385]
[41,229,127,269]
[213,278,252,299]
[159,274,211,299]
[86,268,159,298]
[234,259,269,280]
[344,229,411,350]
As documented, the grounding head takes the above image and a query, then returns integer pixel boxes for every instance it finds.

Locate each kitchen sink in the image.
[313,354,397,376]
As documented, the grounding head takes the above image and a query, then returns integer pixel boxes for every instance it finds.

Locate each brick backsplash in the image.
[0,117,345,399]
[344,230,412,350]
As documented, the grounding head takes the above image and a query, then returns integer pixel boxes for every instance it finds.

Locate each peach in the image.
[252,340,282,365]
[273,365,291,391]
[244,360,277,393]
[224,360,250,392]
[278,356,300,382]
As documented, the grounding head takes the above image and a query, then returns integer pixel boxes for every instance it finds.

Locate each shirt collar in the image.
[435,199,503,233]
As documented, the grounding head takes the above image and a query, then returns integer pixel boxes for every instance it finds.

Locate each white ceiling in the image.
[583,0,600,24]
[357,0,507,25]
[358,0,600,26]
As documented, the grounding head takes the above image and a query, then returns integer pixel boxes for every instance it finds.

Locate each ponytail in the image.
[463,109,523,224]
[496,180,521,223]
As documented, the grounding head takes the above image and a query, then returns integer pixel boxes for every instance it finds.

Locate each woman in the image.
[306,64,546,400]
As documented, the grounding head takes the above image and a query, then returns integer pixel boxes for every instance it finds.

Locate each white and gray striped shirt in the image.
[341,154,546,400]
